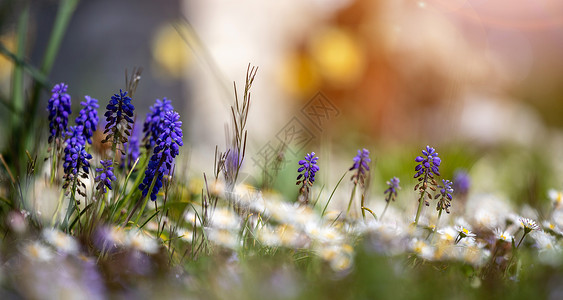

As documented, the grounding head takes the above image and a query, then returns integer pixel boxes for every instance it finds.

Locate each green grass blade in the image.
[322,171,347,217]
[11,4,28,130]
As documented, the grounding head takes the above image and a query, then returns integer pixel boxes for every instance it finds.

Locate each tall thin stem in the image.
[346,183,357,217]
[414,172,428,226]
[380,194,392,221]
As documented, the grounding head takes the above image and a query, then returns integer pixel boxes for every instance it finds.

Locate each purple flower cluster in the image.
[95,160,117,194]
[350,148,370,185]
[75,96,99,144]
[296,152,320,189]
[63,125,92,178]
[413,145,441,211]
[139,111,183,201]
[103,89,135,144]
[47,83,72,143]
[414,146,441,178]
[142,98,174,149]
[453,170,471,195]
[384,177,400,202]
[436,179,454,213]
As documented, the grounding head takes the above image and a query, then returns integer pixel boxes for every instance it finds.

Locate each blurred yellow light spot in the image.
[278,53,320,97]
[0,32,15,82]
[151,24,192,80]
[188,178,204,194]
[309,27,365,87]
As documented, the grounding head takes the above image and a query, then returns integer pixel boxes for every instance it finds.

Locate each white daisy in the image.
[493,228,513,243]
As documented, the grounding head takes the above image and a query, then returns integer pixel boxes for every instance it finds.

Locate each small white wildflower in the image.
[256,225,282,247]
[248,192,267,213]
[542,220,563,236]
[437,226,459,242]
[455,225,476,238]
[276,225,303,248]
[454,225,476,244]
[410,238,435,260]
[209,208,240,230]
[454,217,472,231]
[144,220,160,232]
[548,189,563,209]
[184,211,202,226]
[493,228,513,243]
[125,230,159,254]
[531,231,562,266]
[23,242,54,262]
[206,228,240,249]
[468,194,514,229]
[519,217,540,233]
[176,228,194,243]
[463,245,490,267]
[531,230,558,251]
[105,225,126,246]
[42,228,79,254]
[306,223,343,244]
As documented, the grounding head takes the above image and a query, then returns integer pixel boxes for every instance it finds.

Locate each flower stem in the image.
[346,183,357,218]
[414,172,428,226]
[516,232,527,248]
[360,193,366,221]
[50,143,58,184]
[380,194,392,221]
[430,209,443,243]
[414,192,425,226]
[63,176,78,231]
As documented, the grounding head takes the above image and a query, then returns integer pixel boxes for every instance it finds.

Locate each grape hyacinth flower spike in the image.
[384,177,401,201]
[381,177,400,220]
[347,148,371,218]
[453,170,471,197]
[47,83,72,144]
[296,152,319,204]
[142,97,174,149]
[432,179,453,235]
[435,179,454,214]
[62,125,92,184]
[61,125,92,228]
[350,148,371,184]
[413,145,441,226]
[138,110,183,201]
[75,95,99,144]
[103,89,135,154]
[95,160,117,194]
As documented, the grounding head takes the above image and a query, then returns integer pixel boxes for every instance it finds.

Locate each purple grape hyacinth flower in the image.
[139,111,183,201]
[142,97,174,149]
[384,177,400,202]
[350,149,371,171]
[75,95,99,144]
[47,83,72,143]
[435,179,454,213]
[414,145,441,178]
[453,170,470,196]
[103,89,135,146]
[350,148,371,185]
[413,145,442,225]
[297,152,320,186]
[296,152,319,204]
[95,160,117,194]
[63,125,92,178]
